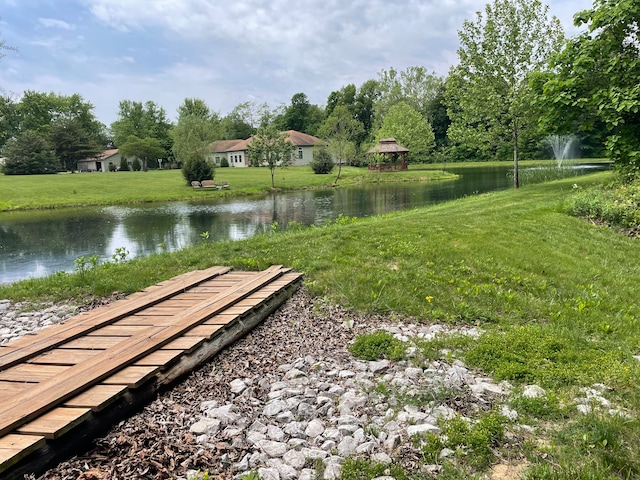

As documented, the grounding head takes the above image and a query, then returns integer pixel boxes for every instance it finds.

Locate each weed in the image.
[349,330,407,361]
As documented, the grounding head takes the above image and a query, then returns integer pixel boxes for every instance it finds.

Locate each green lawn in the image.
[0,165,455,211]
[2,169,638,478]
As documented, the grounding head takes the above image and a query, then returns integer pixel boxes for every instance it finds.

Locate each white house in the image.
[209,130,322,168]
[78,149,122,172]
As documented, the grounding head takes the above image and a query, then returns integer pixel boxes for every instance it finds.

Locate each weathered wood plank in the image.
[60,336,125,350]
[0,434,46,473]
[86,325,151,336]
[133,350,183,368]
[102,366,159,388]
[0,266,230,371]
[0,364,68,383]
[16,407,92,439]
[63,385,128,412]
[28,349,100,365]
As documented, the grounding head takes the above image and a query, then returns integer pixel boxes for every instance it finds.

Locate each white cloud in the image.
[1,0,593,125]
[38,18,76,30]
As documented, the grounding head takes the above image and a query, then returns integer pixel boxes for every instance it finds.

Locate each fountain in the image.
[548,134,576,167]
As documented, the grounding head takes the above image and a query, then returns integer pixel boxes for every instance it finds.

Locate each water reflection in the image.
[0,164,608,284]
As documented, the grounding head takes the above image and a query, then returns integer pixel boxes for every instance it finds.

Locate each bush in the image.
[349,330,406,361]
[131,158,142,171]
[220,157,229,167]
[310,145,334,174]
[182,157,214,185]
[108,163,117,172]
[119,157,130,171]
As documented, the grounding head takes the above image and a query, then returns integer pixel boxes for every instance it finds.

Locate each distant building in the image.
[209,130,322,168]
[78,149,122,172]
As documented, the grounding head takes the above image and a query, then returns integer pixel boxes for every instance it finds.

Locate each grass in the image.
[2,168,639,477]
[0,165,455,211]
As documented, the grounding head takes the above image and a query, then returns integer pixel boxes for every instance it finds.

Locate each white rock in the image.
[189,418,221,435]
[205,404,240,425]
[305,419,326,438]
[258,467,280,480]
[263,399,287,417]
[371,452,393,464]
[369,360,389,373]
[258,440,289,457]
[267,425,286,442]
[323,461,342,480]
[407,423,441,436]
[230,378,247,394]
[283,449,306,469]
[522,385,546,398]
[337,436,358,456]
[299,469,317,480]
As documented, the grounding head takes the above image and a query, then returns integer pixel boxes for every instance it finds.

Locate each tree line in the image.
[0,0,637,185]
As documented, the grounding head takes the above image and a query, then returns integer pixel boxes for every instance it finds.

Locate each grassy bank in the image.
[2,170,638,478]
[0,165,455,211]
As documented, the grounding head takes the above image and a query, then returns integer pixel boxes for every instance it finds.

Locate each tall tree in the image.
[446,0,564,187]
[535,0,640,179]
[2,131,59,175]
[111,100,173,161]
[281,93,324,135]
[377,102,435,163]
[49,118,102,171]
[318,105,364,183]
[172,98,221,179]
[119,135,165,171]
[376,67,444,125]
[247,125,295,188]
[0,95,20,150]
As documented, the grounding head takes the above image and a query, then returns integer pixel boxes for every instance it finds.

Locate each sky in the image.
[0,0,592,126]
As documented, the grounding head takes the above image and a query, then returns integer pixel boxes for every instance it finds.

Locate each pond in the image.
[0,164,607,284]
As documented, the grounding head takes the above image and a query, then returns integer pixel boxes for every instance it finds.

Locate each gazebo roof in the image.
[367,138,409,154]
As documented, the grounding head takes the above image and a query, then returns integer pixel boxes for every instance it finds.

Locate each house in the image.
[209,130,322,168]
[78,149,122,172]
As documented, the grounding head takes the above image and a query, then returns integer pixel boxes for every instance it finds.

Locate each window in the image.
[298,148,303,159]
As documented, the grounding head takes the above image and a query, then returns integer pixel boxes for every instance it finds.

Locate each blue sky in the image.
[0,0,592,126]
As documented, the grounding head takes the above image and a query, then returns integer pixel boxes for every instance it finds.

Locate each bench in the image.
[200,180,216,189]
[191,181,201,189]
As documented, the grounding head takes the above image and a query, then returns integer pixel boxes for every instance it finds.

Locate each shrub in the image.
[310,144,334,174]
[131,158,142,171]
[349,330,406,361]
[119,157,130,171]
[220,157,229,167]
[182,157,214,185]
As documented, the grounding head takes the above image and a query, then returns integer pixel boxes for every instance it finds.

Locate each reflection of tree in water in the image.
[0,210,117,256]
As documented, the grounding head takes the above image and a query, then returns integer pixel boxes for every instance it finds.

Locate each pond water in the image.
[0,164,607,284]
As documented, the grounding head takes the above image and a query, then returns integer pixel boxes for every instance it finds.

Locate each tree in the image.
[310,144,334,174]
[318,105,364,183]
[535,0,640,179]
[49,118,102,171]
[247,125,295,188]
[2,131,60,175]
[376,67,444,124]
[171,98,221,167]
[446,0,564,187]
[111,100,173,161]
[118,135,165,171]
[376,102,435,162]
[0,95,20,149]
[281,93,324,135]
[172,98,219,183]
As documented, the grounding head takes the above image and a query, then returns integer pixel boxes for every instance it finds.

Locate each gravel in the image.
[4,290,515,480]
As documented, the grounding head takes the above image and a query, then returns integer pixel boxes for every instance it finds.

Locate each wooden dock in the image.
[0,265,302,479]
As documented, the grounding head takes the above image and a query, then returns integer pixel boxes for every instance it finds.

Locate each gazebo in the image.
[367,138,409,172]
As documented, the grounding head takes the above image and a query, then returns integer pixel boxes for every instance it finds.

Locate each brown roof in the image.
[210,130,321,154]
[283,130,321,147]
[210,139,250,153]
[79,149,119,163]
[367,138,409,154]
